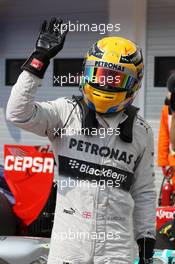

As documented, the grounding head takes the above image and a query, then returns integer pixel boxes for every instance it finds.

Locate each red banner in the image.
[4,144,54,225]
[156,206,175,230]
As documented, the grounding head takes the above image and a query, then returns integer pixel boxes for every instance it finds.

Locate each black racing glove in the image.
[137,237,155,264]
[21,17,68,78]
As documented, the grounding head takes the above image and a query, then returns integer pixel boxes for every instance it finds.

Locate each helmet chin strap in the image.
[72,95,99,132]
[72,95,139,143]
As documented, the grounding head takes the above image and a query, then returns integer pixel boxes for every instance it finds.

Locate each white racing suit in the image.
[6,71,156,264]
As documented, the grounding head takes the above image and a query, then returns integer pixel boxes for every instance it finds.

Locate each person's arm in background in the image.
[167,74,175,153]
[157,105,170,167]
[6,18,68,137]
[170,94,175,153]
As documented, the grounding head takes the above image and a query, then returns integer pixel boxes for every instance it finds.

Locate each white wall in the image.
[146,0,175,120]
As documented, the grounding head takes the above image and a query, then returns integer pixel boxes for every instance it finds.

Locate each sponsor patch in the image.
[69,138,134,165]
[82,211,92,219]
[30,58,44,70]
[63,208,76,215]
[59,155,134,191]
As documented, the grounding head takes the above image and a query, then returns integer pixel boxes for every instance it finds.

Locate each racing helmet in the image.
[81,37,144,113]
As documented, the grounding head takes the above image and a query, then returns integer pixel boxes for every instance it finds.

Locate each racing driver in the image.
[6,18,156,264]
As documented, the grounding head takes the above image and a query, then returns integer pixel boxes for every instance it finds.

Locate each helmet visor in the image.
[82,66,137,92]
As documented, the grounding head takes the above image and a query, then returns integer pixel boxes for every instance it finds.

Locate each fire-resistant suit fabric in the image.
[6,71,156,264]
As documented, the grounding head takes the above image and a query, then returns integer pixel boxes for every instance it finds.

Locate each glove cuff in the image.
[137,237,155,264]
[21,50,50,79]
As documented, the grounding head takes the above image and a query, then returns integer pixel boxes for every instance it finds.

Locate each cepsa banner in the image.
[156,206,175,231]
[4,144,54,225]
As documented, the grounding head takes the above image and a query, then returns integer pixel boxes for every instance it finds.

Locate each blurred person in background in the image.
[158,74,175,198]
[168,74,175,157]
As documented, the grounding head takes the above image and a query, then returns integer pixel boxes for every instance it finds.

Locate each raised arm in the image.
[6,18,68,137]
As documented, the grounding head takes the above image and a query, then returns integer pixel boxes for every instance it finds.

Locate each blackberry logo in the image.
[69,159,80,169]
[59,155,133,191]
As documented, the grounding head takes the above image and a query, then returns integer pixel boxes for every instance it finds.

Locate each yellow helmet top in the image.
[81,37,144,113]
